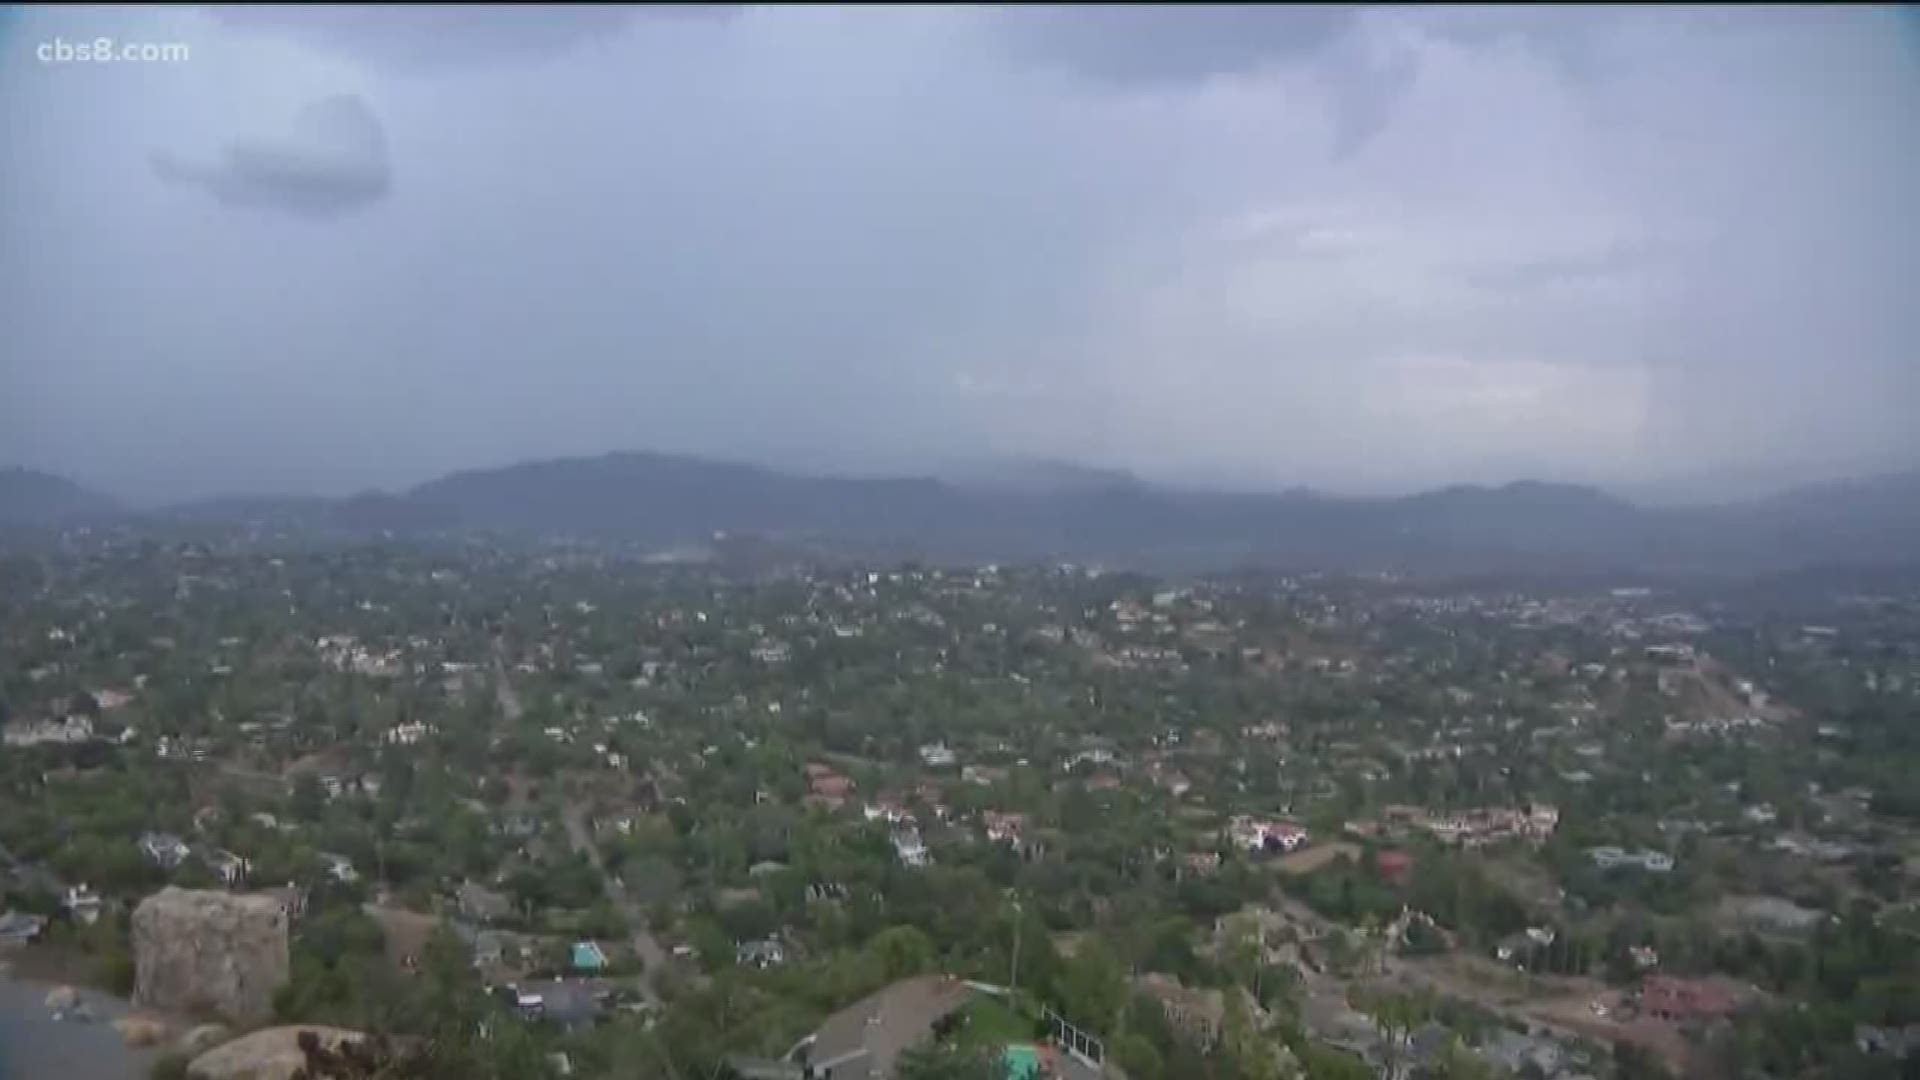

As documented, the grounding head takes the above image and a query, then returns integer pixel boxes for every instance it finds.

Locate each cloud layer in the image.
[2,5,1915,502]
[151,93,390,216]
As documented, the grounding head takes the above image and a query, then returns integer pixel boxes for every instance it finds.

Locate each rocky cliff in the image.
[132,887,290,1025]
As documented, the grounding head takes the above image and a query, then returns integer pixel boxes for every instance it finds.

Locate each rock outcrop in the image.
[179,1022,233,1056]
[187,1026,364,1080]
[113,1016,170,1047]
[132,887,290,1025]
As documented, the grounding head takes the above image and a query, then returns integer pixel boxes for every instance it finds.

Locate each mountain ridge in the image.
[4,455,1917,574]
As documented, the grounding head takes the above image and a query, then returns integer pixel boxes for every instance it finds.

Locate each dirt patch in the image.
[363,905,439,972]
[1275,842,1361,876]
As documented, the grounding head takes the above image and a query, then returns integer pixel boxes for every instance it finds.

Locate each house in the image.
[0,910,47,944]
[982,811,1026,847]
[385,720,432,746]
[1641,976,1737,1023]
[262,883,309,924]
[63,884,103,926]
[1588,846,1674,873]
[918,743,957,768]
[2,715,96,748]
[318,852,359,883]
[205,849,250,888]
[1133,972,1256,1051]
[1495,927,1556,967]
[892,828,931,868]
[961,764,1008,787]
[498,813,541,841]
[736,938,786,969]
[139,832,190,870]
[1228,816,1308,854]
[1183,851,1222,878]
[457,880,514,924]
[806,766,854,810]
[1479,1031,1568,1077]
[1856,1024,1920,1060]
[1375,850,1415,885]
[806,881,850,903]
[92,688,135,711]
[864,797,914,826]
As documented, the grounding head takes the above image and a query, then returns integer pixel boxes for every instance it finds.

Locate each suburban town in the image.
[1,531,1915,1079]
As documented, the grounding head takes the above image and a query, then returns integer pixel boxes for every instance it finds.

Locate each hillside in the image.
[7,455,1917,574]
[0,468,117,527]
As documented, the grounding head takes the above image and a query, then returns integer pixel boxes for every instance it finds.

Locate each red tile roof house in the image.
[1640,976,1738,1023]
[807,770,855,810]
[1375,850,1415,886]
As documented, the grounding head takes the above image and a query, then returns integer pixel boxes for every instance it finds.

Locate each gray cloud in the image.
[2,5,1915,502]
[151,93,390,216]
[202,4,738,70]
[998,5,1359,86]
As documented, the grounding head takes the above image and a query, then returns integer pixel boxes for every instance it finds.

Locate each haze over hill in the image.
[5,453,1918,576]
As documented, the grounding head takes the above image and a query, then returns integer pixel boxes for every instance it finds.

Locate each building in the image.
[457,880,514,925]
[385,720,433,746]
[139,832,190,870]
[736,938,786,969]
[205,849,250,888]
[63,884,103,926]
[1589,846,1674,873]
[892,828,931,868]
[318,852,359,883]
[0,910,47,944]
[1228,816,1308,854]
[983,811,1026,847]
[1,715,96,748]
[1641,976,1737,1023]
[918,743,957,768]
[1375,850,1415,885]
[1132,973,1258,1051]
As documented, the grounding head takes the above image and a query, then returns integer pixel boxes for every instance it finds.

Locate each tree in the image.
[1057,938,1127,1034]
[868,925,937,982]
[1113,1033,1165,1080]
[292,775,327,823]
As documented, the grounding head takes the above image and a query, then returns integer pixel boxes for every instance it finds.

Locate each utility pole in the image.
[1009,897,1023,997]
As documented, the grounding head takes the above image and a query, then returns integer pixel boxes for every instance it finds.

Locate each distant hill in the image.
[12,454,1920,574]
[0,468,117,527]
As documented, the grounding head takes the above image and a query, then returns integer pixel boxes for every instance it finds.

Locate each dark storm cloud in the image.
[151,94,390,216]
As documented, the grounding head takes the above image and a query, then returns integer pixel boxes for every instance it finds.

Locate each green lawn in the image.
[955,995,1035,1049]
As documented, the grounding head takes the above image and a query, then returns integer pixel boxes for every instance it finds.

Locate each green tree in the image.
[1057,938,1127,1034]
[868,925,938,982]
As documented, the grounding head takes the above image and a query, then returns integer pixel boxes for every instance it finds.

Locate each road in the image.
[494,640,668,1006]
[562,801,670,1005]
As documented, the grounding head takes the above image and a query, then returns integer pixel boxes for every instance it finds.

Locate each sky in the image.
[2,4,1917,503]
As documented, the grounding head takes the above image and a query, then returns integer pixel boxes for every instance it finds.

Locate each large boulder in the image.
[132,887,290,1025]
[113,1016,170,1047]
[186,1026,364,1080]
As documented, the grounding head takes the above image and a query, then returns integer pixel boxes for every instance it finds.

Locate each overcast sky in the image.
[3,5,1916,502]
